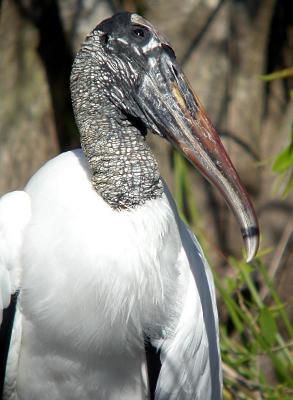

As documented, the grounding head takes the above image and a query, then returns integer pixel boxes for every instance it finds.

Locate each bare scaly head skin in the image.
[71,12,259,261]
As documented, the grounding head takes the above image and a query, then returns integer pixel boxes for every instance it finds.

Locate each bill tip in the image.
[242,226,260,262]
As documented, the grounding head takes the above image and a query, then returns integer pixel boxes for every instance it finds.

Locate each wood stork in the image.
[0,12,259,400]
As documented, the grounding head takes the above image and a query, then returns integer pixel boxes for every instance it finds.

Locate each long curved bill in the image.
[136,51,259,261]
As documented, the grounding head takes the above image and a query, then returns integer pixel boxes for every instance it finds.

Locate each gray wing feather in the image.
[155,184,222,400]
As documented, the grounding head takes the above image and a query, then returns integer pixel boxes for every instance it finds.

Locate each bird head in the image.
[71,12,259,262]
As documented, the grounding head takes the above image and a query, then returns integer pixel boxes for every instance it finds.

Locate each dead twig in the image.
[261,220,293,300]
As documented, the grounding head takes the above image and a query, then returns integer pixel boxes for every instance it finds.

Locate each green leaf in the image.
[260,67,293,81]
[282,169,293,198]
[272,124,293,177]
[272,144,293,173]
[259,307,277,346]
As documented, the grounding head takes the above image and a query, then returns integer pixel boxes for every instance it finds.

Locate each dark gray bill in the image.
[135,51,259,262]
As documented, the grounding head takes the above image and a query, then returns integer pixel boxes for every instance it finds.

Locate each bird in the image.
[0,11,259,400]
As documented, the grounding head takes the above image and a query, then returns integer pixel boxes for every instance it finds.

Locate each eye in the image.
[131,25,149,42]
[132,28,145,37]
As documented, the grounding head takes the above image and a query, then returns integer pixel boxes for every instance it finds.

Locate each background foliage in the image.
[0,0,292,398]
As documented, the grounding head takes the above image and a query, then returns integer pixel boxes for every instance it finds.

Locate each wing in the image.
[155,186,222,400]
[0,191,31,324]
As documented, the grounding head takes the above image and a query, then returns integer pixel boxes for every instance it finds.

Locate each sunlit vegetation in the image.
[173,151,293,399]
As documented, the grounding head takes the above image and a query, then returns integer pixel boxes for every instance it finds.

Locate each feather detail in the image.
[1,150,221,399]
[0,191,31,323]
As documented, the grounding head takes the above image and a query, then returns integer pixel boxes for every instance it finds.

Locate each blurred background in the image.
[0,0,292,398]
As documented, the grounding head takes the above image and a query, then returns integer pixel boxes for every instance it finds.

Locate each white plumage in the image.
[1,150,221,399]
[0,10,259,400]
